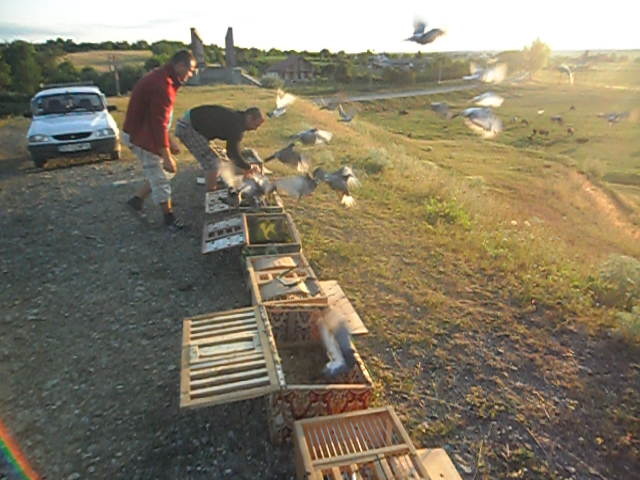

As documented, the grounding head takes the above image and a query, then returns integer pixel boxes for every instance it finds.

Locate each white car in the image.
[25,83,120,167]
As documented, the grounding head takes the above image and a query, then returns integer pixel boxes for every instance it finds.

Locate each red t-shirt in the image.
[123,64,180,156]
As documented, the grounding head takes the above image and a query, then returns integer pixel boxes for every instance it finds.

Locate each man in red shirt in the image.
[123,50,196,231]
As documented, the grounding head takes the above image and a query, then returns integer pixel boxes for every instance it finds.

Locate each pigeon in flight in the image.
[264,143,310,172]
[464,62,507,84]
[314,166,360,207]
[453,107,503,138]
[406,19,445,45]
[267,89,296,118]
[291,127,333,145]
[337,104,356,122]
[430,102,453,119]
[557,64,574,85]
[470,92,504,108]
[274,174,319,200]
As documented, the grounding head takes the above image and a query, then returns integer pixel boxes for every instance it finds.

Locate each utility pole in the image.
[109,54,121,96]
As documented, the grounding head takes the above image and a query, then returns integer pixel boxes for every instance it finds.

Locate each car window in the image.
[32,93,105,116]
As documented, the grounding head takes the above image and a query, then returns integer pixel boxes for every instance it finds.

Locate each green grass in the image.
[65,50,152,72]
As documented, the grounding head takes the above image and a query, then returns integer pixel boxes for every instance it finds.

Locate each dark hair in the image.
[170,49,195,67]
[244,107,263,120]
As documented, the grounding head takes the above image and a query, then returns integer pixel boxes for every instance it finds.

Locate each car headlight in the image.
[29,134,50,143]
[95,128,115,137]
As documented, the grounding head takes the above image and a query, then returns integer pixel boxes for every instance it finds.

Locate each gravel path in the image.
[0,141,296,479]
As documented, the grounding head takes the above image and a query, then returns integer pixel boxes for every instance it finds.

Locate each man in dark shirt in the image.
[175,105,265,191]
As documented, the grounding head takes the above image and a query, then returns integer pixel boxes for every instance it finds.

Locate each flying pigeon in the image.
[264,143,310,172]
[470,92,504,108]
[241,148,272,174]
[557,64,574,85]
[274,174,319,200]
[314,166,360,207]
[267,89,296,118]
[406,19,445,45]
[317,97,339,110]
[430,102,453,119]
[337,104,356,122]
[464,62,507,84]
[291,128,333,145]
[235,174,277,207]
[453,107,503,138]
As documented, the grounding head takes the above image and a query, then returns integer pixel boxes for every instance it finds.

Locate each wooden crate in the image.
[246,253,328,307]
[201,213,301,256]
[180,305,373,445]
[205,189,284,215]
[293,407,462,480]
[242,212,302,257]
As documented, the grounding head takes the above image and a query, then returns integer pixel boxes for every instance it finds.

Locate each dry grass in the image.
[65,50,152,72]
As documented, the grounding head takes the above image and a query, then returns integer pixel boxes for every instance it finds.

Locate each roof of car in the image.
[34,86,103,97]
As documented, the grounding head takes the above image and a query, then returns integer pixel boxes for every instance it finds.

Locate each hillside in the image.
[1,79,639,479]
[65,49,152,72]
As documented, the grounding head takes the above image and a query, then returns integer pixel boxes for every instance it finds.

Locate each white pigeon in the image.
[464,62,507,84]
[406,19,445,45]
[314,166,360,207]
[470,92,504,108]
[274,174,319,200]
[292,128,333,145]
[454,107,503,139]
[430,102,453,119]
[268,89,296,118]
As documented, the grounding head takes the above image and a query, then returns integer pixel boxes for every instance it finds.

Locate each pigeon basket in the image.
[202,212,302,256]
[205,189,284,215]
[293,407,463,480]
[180,305,373,445]
[245,253,328,307]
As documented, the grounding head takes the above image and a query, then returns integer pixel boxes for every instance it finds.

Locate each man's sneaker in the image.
[126,196,143,212]
[164,212,188,232]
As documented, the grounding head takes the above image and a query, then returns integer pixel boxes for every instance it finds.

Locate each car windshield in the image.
[32,93,105,116]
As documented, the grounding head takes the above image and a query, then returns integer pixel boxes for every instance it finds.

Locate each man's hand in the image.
[161,148,177,173]
[169,137,181,155]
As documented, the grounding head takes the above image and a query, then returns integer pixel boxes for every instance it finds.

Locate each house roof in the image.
[266,55,314,73]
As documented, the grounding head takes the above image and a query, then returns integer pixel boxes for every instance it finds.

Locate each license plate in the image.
[59,142,91,152]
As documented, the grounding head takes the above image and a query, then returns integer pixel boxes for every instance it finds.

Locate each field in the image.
[65,49,152,72]
[1,60,639,479]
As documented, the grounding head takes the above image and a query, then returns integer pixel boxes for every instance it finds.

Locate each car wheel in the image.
[31,153,47,168]
[109,150,121,161]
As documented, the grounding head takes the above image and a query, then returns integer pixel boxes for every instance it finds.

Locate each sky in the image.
[0,0,637,53]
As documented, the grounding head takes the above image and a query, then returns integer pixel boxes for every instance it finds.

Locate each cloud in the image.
[0,22,61,40]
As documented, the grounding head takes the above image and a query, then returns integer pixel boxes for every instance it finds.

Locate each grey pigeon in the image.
[430,102,452,119]
[406,19,445,45]
[453,107,503,138]
[235,174,276,207]
[558,64,574,85]
[291,128,333,145]
[337,104,355,122]
[274,174,319,199]
[314,166,360,207]
[264,143,310,172]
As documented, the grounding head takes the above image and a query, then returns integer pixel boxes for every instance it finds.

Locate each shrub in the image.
[583,158,605,180]
[358,147,391,174]
[260,74,284,89]
[614,306,640,341]
[424,197,471,228]
[596,255,640,309]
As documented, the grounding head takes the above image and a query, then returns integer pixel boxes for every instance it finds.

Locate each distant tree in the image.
[319,48,331,58]
[4,41,42,94]
[49,60,80,83]
[206,45,224,65]
[334,58,353,83]
[118,65,145,93]
[524,38,551,75]
[144,56,163,71]
[131,40,150,50]
[0,53,12,90]
[497,50,526,72]
[80,66,100,84]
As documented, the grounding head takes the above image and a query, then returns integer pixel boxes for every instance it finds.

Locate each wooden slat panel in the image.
[191,375,271,398]
[191,359,266,379]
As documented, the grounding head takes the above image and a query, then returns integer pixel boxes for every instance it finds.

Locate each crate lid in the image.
[180,306,285,408]
[201,215,246,254]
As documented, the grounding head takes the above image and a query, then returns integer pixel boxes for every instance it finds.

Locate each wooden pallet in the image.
[205,189,284,215]
[180,306,285,408]
[246,253,328,307]
[293,407,462,479]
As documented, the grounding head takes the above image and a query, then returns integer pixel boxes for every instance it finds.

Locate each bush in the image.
[615,306,640,341]
[596,255,640,309]
[358,148,391,174]
[424,197,471,228]
[260,74,284,89]
[583,158,605,180]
